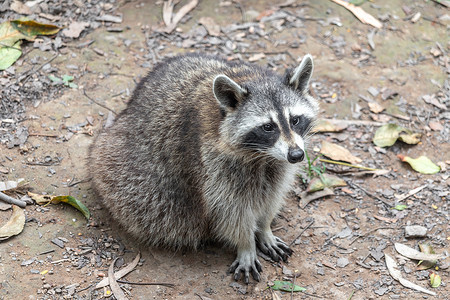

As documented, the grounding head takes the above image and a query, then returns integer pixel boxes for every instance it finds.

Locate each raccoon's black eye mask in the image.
[291,115,312,136]
[242,123,280,150]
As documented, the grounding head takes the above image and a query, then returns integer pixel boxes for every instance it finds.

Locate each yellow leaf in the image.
[0,205,25,240]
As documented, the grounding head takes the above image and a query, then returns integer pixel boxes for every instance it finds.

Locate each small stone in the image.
[336,257,349,268]
[51,238,65,248]
[374,286,388,296]
[367,86,379,97]
[405,225,427,238]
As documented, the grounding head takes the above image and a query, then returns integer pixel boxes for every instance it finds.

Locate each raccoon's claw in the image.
[228,253,262,283]
[257,235,293,262]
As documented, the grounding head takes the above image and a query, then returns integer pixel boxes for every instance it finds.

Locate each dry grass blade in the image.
[0,205,26,240]
[96,252,141,289]
[330,0,382,29]
[163,0,174,27]
[108,258,127,300]
[385,254,436,296]
[165,0,199,33]
[394,243,445,261]
[395,184,427,201]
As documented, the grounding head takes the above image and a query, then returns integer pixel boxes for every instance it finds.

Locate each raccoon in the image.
[89,53,319,283]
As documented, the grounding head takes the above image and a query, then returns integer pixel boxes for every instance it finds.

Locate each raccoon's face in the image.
[213,55,318,164]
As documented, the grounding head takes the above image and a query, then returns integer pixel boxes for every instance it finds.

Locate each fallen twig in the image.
[116,279,175,288]
[346,181,392,207]
[0,192,26,208]
[395,184,427,202]
[319,158,378,171]
[289,220,314,246]
[5,53,59,90]
[83,89,117,115]
[28,132,59,138]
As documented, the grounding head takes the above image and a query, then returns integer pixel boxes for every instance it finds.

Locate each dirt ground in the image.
[0,0,449,299]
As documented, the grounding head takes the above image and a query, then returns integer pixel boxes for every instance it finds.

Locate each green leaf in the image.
[48,74,62,83]
[397,155,440,174]
[392,204,407,211]
[0,21,29,47]
[61,74,74,83]
[430,272,441,288]
[0,40,22,70]
[10,20,60,39]
[51,196,91,220]
[373,124,421,147]
[68,82,78,89]
[270,281,306,292]
[306,173,346,193]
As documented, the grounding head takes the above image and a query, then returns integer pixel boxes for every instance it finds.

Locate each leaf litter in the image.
[0,205,25,240]
[1,0,449,298]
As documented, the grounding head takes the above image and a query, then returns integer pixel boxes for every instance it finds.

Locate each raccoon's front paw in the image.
[257,233,293,262]
[228,251,263,284]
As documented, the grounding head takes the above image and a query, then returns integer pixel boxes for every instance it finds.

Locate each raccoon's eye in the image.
[291,116,300,126]
[262,123,275,132]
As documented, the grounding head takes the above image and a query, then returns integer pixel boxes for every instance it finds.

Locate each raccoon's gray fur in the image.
[89,53,319,283]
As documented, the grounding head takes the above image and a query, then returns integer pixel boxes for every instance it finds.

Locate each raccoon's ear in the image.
[213,75,247,109]
[285,54,314,92]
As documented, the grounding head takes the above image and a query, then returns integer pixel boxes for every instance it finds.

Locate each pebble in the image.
[405,225,427,238]
[336,257,349,268]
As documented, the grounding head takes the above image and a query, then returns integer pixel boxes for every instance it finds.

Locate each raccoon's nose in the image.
[287,147,304,164]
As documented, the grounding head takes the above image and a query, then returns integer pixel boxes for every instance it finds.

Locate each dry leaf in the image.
[10,0,32,15]
[422,94,446,110]
[0,205,25,240]
[0,178,25,191]
[27,191,52,204]
[199,17,221,36]
[248,53,265,62]
[373,124,421,147]
[385,254,436,296]
[299,188,334,208]
[394,243,445,261]
[108,258,127,300]
[368,102,384,113]
[312,119,347,132]
[306,174,346,193]
[96,253,141,289]
[428,121,443,131]
[62,21,90,38]
[374,215,397,223]
[320,141,362,164]
[330,0,382,28]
